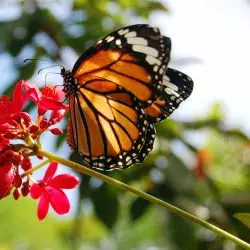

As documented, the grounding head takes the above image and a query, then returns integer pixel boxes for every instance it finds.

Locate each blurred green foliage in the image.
[0,1,249,250]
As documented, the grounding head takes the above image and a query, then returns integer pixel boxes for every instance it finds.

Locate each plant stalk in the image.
[37,148,250,250]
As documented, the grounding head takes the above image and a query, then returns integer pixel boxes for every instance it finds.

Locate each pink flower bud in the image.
[50,109,65,124]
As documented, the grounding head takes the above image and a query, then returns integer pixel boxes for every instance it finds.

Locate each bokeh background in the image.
[0,0,250,249]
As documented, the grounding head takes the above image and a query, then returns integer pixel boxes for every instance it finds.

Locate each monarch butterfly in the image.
[61,24,193,171]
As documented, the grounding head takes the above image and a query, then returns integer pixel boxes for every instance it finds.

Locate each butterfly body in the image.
[62,24,193,171]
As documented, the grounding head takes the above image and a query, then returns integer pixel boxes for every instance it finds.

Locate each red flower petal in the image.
[0,96,15,124]
[41,86,65,102]
[53,86,65,101]
[39,98,68,111]
[21,81,42,103]
[0,163,15,199]
[43,162,58,182]
[50,109,66,124]
[47,187,70,215]
[12,80,23,109]
[22,88,41,106]
[37,192,49,221]
[0,137,9,151]
[30,183,43,199]
[49,174,79,189]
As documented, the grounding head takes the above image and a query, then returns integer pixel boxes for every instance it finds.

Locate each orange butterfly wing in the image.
[67,81,154,170]
[64,25,192,171]
[72,24,171,106]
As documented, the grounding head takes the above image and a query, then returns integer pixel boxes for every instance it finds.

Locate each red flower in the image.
[23,84,68,115]
[0,80,38,125]
[0,112,34,140]
[30,162,79,220]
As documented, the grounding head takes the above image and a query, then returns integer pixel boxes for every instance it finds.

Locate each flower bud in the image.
[36,155,44,160]
[14,154,22,165]
[39,118,49,130]
[21,157,32,171]
[13,174,22,188]
[50,128,63,136]
[13,188,20,200]
[4,150,15,161]
[29,125,39,133]
[50,109,65,124]
[21,180,30,197]
[38,106,46,116]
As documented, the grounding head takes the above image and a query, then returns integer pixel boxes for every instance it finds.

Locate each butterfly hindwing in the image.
[67,82,155,170]
[145,67,194,123]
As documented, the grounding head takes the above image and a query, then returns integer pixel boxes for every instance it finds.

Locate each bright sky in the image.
[151,0,250,134]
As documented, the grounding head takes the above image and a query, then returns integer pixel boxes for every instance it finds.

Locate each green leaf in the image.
[130,198,150,221]
[92,183,119,228]
[167,213,196,250]
[234,213,250,228]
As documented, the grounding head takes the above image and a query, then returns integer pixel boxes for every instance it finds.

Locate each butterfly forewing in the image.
[72,24,171,107]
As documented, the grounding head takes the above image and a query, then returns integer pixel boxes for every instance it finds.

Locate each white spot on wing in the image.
[145,55,161,65]
[125,31,137,38]
[106,36,114,42]
[163,79,179,91]
[163,75,170,81]
[118,29,129,35]
[132,45,159,57]
[127,160,133,166]
[127,37,148,45]
[165,87,180,97]
[153,65,159,72]
[116,39,121,45]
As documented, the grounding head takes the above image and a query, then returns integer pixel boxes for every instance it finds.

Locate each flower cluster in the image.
[0,80,79,220]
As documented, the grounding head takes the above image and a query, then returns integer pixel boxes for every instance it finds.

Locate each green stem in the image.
[21,159,51,178]
[38,148,250,250]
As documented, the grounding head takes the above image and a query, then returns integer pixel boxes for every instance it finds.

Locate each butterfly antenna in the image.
[38,65,63,74]
[23,58,64,68]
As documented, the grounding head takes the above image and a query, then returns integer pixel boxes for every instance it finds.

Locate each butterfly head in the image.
[61,68,78,97]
